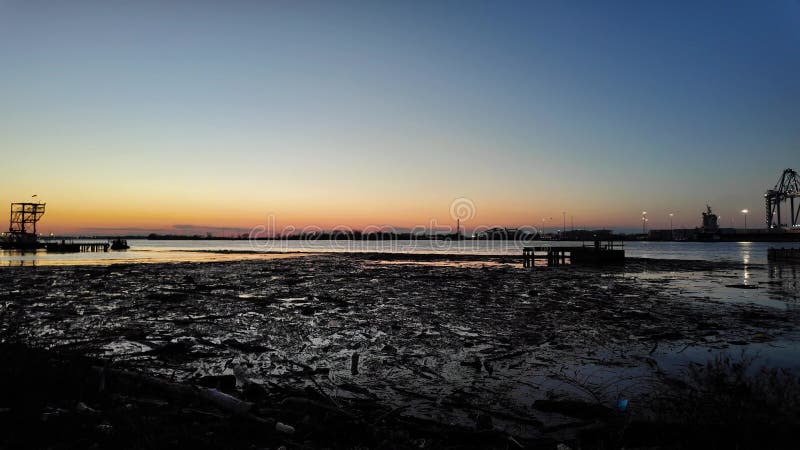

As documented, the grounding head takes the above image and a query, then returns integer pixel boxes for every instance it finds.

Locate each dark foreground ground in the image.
[1,254,799,449]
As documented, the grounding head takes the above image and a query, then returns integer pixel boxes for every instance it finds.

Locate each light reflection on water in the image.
[633,262,800,310]
[0,249,308,267]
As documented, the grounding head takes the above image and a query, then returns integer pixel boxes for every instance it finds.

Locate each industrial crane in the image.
[765,168,800,229]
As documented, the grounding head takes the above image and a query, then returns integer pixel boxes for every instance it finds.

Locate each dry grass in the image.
[633,355,800,448]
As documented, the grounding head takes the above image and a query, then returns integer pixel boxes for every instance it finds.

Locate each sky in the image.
[1,0,799,235]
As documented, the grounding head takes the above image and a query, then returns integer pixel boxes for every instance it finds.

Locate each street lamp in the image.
[669,213,674,240]
[541,217,551,237]
[641,211,648,234]
[741,209,749,231]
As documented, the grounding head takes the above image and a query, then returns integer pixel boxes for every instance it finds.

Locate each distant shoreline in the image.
[34,233,800,243]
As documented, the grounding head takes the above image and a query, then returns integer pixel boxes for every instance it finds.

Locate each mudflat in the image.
[1,254,799,449]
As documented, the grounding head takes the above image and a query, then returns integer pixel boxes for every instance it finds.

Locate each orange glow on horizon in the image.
[24,203,663,236]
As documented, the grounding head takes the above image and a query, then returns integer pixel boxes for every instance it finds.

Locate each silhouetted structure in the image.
[45,241,109,252]
[1,202,46,250]
[560,229,618,241]
[473,227,537,240]
[765,168,800,229]
[111,238,130,250]
[701,205,719,232]
[523,241,625,267]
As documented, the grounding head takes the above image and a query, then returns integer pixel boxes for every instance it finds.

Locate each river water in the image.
[2,239,800,266]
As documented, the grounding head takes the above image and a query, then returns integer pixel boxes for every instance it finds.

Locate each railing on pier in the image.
[44,240,110,253]
[523,241,625,268]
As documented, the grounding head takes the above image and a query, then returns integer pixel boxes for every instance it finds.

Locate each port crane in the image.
[765,168,800,229]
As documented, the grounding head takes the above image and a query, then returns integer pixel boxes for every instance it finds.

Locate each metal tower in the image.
[765,168,800,229]
[9,202,46,235]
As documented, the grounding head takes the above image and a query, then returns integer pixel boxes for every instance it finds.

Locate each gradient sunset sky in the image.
[1,1,798,235]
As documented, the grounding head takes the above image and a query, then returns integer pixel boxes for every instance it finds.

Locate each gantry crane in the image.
[765,168,800,229]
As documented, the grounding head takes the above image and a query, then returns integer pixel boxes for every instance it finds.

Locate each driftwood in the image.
[92,366,255,416]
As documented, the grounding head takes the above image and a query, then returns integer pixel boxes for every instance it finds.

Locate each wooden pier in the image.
[523,241,625,268]
[45,241,110,253]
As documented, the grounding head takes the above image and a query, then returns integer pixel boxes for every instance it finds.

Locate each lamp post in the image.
[641,211,648,234]
[669,213,674,240]
[541,218,550,237]
[741,209,749,231]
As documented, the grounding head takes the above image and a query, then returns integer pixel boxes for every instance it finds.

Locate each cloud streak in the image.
[74,224,252,235]
[172,224,252,233]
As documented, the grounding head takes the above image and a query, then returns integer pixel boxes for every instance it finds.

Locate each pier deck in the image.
[45,241,110,253]
[523,242,625,267]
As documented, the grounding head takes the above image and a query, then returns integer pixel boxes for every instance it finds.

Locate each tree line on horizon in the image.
[136,229,621,241]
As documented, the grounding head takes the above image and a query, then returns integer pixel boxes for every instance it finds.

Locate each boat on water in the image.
[110,238,130,250]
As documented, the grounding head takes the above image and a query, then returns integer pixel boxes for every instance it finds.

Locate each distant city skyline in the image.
[1,1,798,234]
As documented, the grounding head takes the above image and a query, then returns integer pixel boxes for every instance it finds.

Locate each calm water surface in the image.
[2,239,800,266]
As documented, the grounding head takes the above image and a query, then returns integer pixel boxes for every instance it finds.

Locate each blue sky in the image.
[1,1,798,233]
